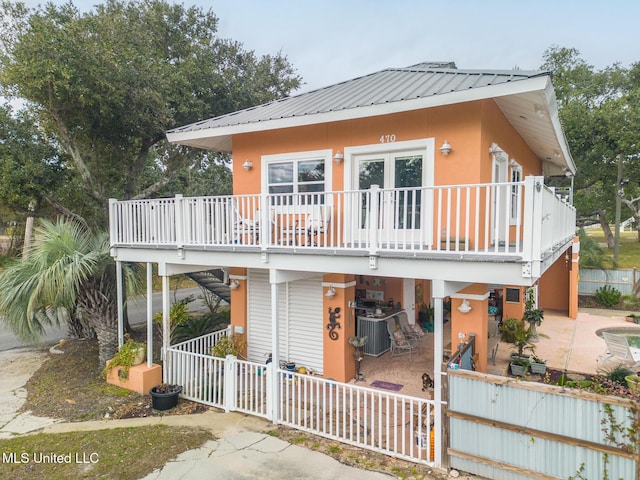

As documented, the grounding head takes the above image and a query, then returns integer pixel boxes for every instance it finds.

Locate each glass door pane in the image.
[393,155,422,229]
[358,158,385,229]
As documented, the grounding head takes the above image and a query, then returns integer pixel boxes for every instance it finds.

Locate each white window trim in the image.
[343,138,435,191]
[261,149,333,199]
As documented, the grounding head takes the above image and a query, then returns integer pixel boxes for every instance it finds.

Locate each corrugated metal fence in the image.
[579,268,639,296]
[448,370,639,480]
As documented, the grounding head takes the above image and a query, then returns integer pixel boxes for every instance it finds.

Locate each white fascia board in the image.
[166,76,550,151]
[544,81,576,174]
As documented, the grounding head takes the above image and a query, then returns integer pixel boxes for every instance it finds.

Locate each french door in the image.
[355,149,428,244]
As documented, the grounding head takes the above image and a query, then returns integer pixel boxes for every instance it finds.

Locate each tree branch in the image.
[49,106,104,206]
[42,194,89,230]
[131,176,174,200]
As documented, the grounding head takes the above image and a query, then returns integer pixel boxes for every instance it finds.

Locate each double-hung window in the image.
[264,150,331,205]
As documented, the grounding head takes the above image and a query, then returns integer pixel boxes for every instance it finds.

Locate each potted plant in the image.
[523,288,544,342]
[103,335,146,380]
[510,356,530,376]
[530,354,547,374]
[626,374,640,392]
[625,313,640,324]
[210,334,247,359]
[349,336,368,381]
[500,317,534,360]
[149,383,182,410]
[418,303,434,332]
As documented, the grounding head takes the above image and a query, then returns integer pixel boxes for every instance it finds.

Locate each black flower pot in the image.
[150,385,182,411]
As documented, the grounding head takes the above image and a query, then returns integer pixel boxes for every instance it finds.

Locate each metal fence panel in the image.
[579,268,637,296]
[448,371,638,480]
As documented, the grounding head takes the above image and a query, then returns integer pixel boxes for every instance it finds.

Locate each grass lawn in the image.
[0,425,213,480]
[584,229,640,268]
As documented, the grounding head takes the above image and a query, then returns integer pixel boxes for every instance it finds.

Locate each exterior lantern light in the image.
[440,140,451,156]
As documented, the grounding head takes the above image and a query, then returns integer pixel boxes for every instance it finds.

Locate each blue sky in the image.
[22,0,640,93]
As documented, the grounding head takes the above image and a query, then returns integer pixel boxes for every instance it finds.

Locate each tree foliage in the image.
[0,105,67,223]
[0,0,300,226]
[541,47,640,242]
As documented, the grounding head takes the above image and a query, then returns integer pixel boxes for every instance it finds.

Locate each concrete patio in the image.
[352,308,636,398]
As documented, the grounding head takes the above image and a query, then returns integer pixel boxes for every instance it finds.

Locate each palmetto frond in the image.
[0,218,111,340]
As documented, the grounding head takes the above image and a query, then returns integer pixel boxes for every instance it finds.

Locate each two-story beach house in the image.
[109,61,577,467]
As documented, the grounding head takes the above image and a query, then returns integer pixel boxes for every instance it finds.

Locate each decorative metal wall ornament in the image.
[327,307,341,340]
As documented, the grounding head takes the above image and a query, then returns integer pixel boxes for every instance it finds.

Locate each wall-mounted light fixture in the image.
[333,152,344,164]
[440,140,451,156]
[325,286,336,298]
[534,104,545,118]
[457,299,472,314]
[242,160,253,171]
[229,280,240,290]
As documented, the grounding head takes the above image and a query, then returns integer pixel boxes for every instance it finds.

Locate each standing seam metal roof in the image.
[167,65,549,135]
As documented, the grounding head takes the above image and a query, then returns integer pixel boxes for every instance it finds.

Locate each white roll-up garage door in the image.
[247,269,324,374]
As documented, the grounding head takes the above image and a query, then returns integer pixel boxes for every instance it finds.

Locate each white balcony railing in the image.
[109,176,576,263]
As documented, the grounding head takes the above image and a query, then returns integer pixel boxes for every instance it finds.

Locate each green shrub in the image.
[173,316,216,343]
[604,364,632,384]
[621,294,640,311]
[594,285,621,307]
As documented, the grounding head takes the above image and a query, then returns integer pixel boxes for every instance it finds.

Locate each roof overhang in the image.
[167,75,575,176]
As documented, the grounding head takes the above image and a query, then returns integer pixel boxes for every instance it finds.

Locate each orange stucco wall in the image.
[502,286,525,321]
[449,284,489,372]
[322,274,356,382]
[233,99,543,195]
[229,267,248,357]
[538,254,571,312]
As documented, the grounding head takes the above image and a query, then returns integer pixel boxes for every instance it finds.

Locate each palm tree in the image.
[0,218,136,365]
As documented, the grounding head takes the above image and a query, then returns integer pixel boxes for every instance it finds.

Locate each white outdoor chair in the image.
[230,199,259,244]
[598,332,640,371]
[386,317,415,357]
[306,205,332,246]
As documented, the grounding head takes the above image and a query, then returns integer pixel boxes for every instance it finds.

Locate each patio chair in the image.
[598,332,640,371]
[230,199,259,245]
[394,311,425,341]
[306,205,332,246]
[393,311,424,353]
[386,317,415,357]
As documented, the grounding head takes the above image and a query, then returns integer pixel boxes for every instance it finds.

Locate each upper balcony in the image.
[109,176,575,277]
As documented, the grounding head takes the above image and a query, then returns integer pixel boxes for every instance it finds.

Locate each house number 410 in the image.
[379,134,396,143]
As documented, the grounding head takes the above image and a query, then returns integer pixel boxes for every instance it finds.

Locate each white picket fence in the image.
[167,329,436,465]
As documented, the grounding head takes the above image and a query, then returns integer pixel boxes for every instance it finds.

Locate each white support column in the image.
[431,279,445,469]
[146,263,153,368]
[162,274,171,384]
[269,273,281,423]
[116,260,124,348]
